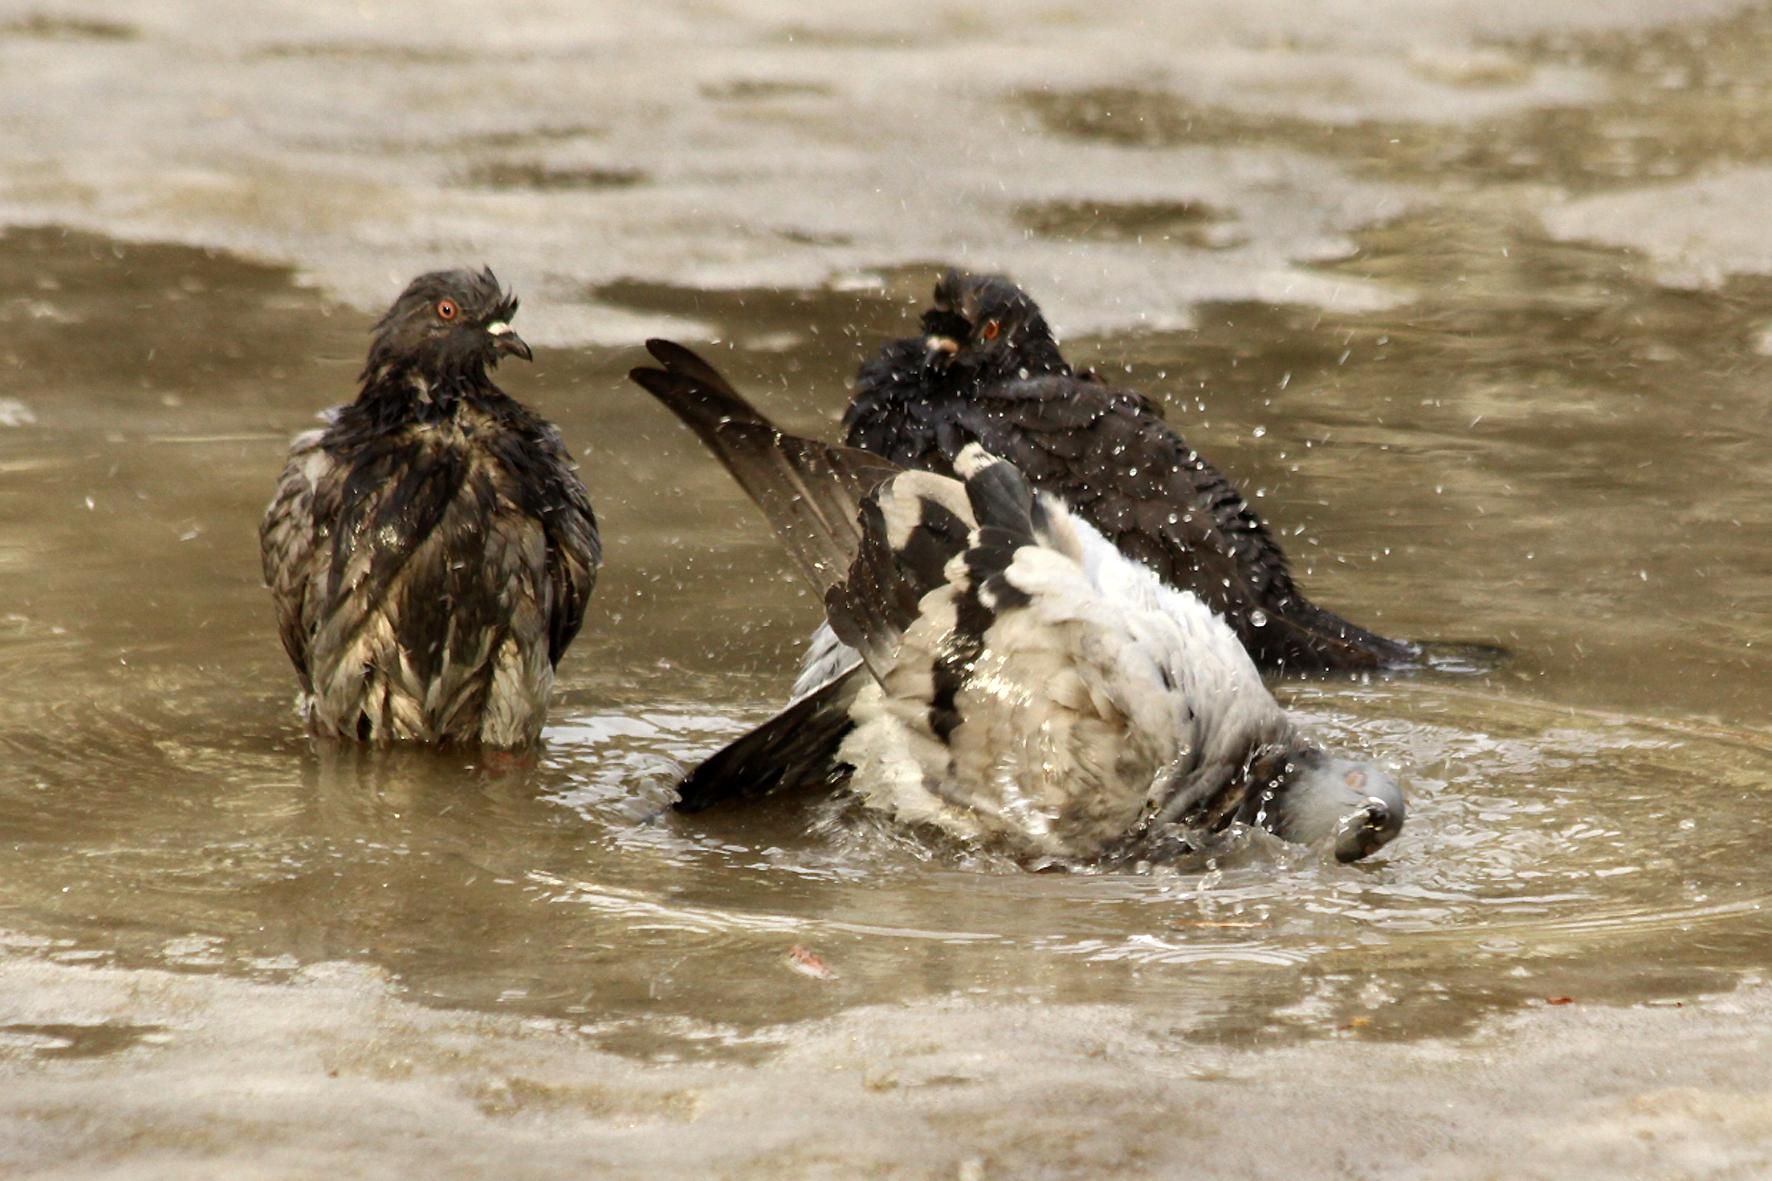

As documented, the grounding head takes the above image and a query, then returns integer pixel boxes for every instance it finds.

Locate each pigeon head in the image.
[361,268,531,387]
[1250,746,1406,863]
[920,268,1066,377]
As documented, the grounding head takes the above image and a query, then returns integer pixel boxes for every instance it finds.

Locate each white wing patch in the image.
[837,488,1292,860]
[791,622,858,702]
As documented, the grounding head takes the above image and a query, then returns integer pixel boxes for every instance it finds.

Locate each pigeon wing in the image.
[630,340,902,601]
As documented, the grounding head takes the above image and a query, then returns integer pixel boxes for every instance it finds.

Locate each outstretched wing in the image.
[631,340,901,806]
[630,339,902,601]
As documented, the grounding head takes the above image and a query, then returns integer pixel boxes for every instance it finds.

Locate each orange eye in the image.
[436,298,458,321]
[980,319,1001,342]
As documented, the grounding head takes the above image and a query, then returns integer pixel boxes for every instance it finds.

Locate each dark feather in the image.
[845,272,1431,673]
[260,270,599,746]
[821,490,966,674]
[674,665,864,812]
[631,340,900,600]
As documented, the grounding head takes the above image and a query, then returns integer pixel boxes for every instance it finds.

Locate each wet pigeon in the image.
[260,269,600,747]
[842,269,1416,673]
[630,341,1403,864]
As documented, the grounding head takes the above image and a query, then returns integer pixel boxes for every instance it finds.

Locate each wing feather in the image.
[259,427,334,693]
[630,340,901,600]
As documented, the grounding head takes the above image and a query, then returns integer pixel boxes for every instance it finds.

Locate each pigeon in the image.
[259,268,600,747]
[841,268,1418,673]
[630,340,1403,864]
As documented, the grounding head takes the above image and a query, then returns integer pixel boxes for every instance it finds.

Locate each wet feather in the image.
[259,268,599,747]
[844,269,1419,673]
[630,343,1404,863]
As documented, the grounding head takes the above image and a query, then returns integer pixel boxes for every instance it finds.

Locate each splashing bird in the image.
[630,340,1403,864]
[843,268,1422,674]
[259,268,600,747]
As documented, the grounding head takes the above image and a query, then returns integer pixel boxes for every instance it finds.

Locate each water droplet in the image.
[1248,609,1268,628]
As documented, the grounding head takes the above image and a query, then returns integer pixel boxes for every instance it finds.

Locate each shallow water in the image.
[3,217,1767,1047]
[2,1,1771,1176]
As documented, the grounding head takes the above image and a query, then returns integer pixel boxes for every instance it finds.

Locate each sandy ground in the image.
[3,954,1770,1180]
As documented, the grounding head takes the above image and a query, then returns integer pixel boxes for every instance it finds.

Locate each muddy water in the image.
[2,2,1772,1177]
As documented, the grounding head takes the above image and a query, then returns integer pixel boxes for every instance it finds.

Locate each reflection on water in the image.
[1,204,1769,1063]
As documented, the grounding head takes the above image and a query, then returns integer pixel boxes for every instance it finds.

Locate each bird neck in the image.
[1013,303,1067,370]
[948,335,1071,391]
[349,364,503,429]
[991,334,1069,380]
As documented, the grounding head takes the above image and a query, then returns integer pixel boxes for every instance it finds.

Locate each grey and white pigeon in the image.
[630,341,1402,864]
[843,269,1417,673]
[259,268,600,747]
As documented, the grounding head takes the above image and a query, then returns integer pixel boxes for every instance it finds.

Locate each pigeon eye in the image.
[980,319,1001,342]
[436,299,458,322]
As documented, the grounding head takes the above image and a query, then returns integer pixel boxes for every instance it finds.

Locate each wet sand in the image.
[4,954,1770,1179]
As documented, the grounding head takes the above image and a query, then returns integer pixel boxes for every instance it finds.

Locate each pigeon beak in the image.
[1266,751,1406,863]
[924,334,960,370]
[487,321,533,363]
[1331,782,1405,862]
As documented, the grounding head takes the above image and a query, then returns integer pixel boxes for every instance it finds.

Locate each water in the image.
[3,2,1771,1176]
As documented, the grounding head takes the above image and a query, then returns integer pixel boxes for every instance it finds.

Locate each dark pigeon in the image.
[260,268,600,747]
[842,268,1419,673]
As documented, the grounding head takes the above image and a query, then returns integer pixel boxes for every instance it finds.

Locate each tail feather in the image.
[1250,600,1414,674]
